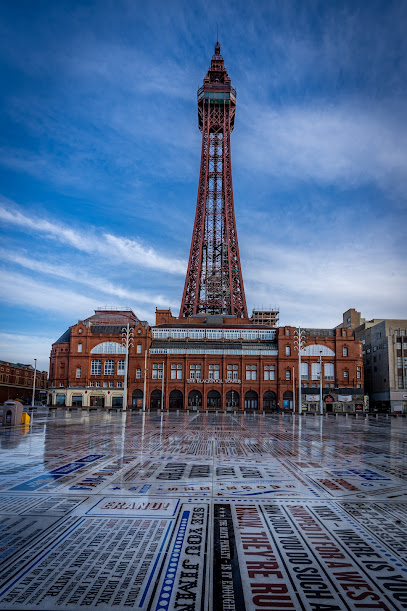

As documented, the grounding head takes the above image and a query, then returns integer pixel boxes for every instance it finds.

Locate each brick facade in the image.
[0,360,47,404]
[49,308,364,413]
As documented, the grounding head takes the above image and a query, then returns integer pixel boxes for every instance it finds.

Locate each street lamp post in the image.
[161,361,165,410]
[121,324,134,411]
[319,351,323,416]
[143,349,147,411]
[294,328,306,414]
[31,358,37,409]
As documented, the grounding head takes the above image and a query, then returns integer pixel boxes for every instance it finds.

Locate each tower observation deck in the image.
[180,42,248,318]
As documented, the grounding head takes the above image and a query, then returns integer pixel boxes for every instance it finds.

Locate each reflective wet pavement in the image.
[0,410,407,610]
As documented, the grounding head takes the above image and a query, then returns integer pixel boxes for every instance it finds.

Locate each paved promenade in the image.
[0,410,407,610]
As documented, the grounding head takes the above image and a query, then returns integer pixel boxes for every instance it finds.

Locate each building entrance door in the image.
[169,390,183,410]
[207,390,221,410]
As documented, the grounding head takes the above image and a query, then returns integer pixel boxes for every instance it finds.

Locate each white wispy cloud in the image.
[0,269,157,323]
[244,241,407,327]
[0,200,187,274]
[0,249,178,309]
[237,102,407,196]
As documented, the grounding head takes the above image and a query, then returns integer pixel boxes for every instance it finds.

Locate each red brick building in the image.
[48,308,363,413]
[0,360,47,404]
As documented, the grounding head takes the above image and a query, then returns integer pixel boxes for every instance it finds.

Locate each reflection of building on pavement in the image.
[48,43,364,413]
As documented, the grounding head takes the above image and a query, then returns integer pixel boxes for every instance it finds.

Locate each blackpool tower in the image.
[180,42,248,318]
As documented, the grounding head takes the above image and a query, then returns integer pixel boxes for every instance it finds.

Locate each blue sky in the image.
[0,0,406,371]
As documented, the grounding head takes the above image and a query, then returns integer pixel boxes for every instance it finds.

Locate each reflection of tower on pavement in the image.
[180,41,247,318]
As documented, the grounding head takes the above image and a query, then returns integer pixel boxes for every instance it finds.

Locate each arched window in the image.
[91,342,126,354]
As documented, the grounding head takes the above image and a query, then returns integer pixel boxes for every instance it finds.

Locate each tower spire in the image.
[180,44,247,318]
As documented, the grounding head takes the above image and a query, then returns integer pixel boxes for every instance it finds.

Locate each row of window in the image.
[151,328,277,340]
[150,348,277,355]
[148,363,359,381]
[90,360,126,376]
[90,381,123,388]
[84,360,360,381]
[59,381,123,388]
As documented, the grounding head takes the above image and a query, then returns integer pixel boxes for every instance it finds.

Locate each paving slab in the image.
[0,411,407,609]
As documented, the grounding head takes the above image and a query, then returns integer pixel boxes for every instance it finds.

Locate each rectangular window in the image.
[78,343,82,353]
[171,364,182,379]
[104,360,115,375]
[301,362,309,380]
[285,346,291,356]
[264,365,275,381]
[398,376,403,389]
[343,347,348,356]
[357,366,361,379]
[286,370,291,380]
[91,360,101,375]
[137,345,142,354]
[136,368,141,379]
[109,382,114,388]
[246,365,257,380]
[117,360,126,375]
[227,364,239,380]
[324,363,334,380]
[209,364,220,380]
[311,362,321,380]
[76,367,81,378]
[90,381,95,387]
[96,381,101,387]
[117,381,122,388]
[343,370,349,378]
[342,330,346,336]
[152,363,163,379]
[103,381,108,388]
[189,364,201,380]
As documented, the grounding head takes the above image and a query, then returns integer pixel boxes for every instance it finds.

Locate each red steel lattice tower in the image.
[180,42,248,318]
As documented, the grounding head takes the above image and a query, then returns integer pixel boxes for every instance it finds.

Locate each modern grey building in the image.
[354,318,407,413]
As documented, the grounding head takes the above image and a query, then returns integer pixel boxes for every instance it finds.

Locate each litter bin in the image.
[2,401,24,426]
